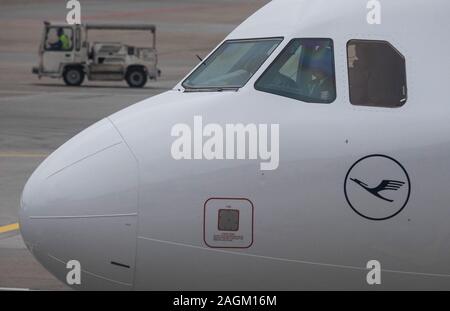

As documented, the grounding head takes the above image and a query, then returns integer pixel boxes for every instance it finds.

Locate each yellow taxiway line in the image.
[0,223,20,234]
[0,152,48,158]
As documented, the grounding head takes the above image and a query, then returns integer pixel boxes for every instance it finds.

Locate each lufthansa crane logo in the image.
[344,155,411,221]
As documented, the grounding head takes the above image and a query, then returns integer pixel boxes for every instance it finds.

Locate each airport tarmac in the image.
[0,0,269,290]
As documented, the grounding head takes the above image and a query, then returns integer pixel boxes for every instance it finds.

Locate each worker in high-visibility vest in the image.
[56,27,70,50]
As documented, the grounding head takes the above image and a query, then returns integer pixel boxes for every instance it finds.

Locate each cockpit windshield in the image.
[182,38,282,90]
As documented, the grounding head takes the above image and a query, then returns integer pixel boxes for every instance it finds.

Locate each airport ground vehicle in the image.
[32,22,160,87]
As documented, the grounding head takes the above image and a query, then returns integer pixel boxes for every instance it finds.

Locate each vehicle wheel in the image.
[126,67,147,88]
[63,67,84,86]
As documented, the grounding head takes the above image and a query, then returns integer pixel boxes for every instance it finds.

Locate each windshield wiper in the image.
[183,87,239,93]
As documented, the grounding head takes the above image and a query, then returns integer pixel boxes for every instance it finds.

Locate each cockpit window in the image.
[255,38,336,103]
[347,40,407,107]
[182,38,282,90]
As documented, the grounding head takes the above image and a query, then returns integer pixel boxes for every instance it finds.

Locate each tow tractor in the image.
[32,22,161,88]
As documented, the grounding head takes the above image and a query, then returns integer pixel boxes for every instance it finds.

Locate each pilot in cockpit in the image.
[302,46,335,102]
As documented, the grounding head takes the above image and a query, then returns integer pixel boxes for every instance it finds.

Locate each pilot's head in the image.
[306,48,333,80]
[57,27,64,37]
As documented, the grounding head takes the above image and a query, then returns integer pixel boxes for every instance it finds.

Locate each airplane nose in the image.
[19,118,139,290]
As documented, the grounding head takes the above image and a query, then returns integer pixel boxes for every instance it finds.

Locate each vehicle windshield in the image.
[182,38,282,90]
